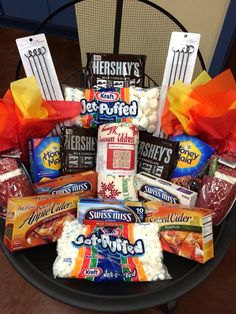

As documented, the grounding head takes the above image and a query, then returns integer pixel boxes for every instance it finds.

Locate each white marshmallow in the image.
[65,95,72,101]
[70,115,81,126]
[129,86,136,97]
[135,90,145,99]
[130,95,139,104]
[146,124,156,133]
[74,91,84,99]
[138,125,146,131]
[64,87,84,101]
[132,118,140,127]
[139,97,149,111]
[145,108,153,116]
[139,116,149,129]
[137,109,143,120]
[147,87,159,99]
[149,98,159,109]
[148,113,158,125]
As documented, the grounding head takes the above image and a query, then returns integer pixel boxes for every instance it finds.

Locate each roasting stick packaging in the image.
[16,34,63,101]
[16,33,69,136]
[154,32,201,137]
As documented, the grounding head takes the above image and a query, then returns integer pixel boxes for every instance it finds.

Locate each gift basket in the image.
[0,1,236,313]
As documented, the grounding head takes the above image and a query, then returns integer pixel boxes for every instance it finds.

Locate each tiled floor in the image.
[0,27,236,314]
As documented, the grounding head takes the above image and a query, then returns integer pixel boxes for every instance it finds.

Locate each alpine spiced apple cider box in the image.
[4,194,79,252]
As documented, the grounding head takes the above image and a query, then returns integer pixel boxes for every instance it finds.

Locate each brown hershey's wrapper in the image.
[137,132,179,179]
[86,52,146,88]
[60,126,97,174]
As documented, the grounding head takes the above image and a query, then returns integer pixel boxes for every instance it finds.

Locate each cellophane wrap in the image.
[53,220,171,282]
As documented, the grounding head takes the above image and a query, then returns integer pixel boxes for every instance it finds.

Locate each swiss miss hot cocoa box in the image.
[145,201,214,263]
[4,194,79,252]
[34,170,97,197]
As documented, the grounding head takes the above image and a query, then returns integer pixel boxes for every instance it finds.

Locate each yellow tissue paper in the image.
[161,69,236,153]
[10,76,48,119]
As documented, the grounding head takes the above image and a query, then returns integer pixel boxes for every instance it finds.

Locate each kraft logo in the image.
[50,181,91,195]
[95,91,119,102]
[82,267,103,277]
[141,184,179,204]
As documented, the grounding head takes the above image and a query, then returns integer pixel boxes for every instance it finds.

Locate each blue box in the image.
[78,198,145,224]
[29,137,61,183]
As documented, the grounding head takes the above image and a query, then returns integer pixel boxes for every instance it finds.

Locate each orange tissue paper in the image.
[0,76,81,161]
[161,69,236,153]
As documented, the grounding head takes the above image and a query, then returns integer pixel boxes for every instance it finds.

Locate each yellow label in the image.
[40,142,60,170]
[178,141,201,168]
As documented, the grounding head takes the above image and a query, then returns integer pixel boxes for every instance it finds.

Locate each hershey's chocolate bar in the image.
[137,132,179,179]
[60,126,97,174]
[86,52,146,88]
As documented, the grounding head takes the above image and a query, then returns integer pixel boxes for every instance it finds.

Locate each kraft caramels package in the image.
[29,137,61,182]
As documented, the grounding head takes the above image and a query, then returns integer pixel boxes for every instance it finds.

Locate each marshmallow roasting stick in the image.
[16,34,63,100]
[24,50,47,99]
[16,34,66,136]
[33,47,57,100]
[24,48,56,100]
[38,46,57,100]
[154,32,201,138]
[168,45,195,86]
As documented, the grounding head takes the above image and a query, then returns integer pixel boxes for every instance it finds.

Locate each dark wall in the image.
[224,37,236,77]
[0,0,77,31]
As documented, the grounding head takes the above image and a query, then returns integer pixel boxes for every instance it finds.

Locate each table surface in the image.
[1,204,236,312]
